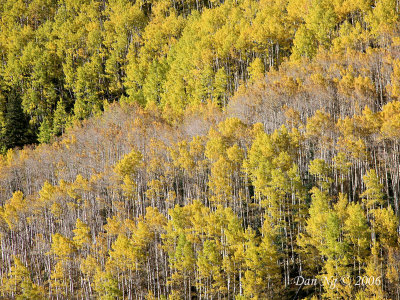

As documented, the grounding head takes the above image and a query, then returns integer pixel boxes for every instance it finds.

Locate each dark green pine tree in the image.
[2,90,31,149]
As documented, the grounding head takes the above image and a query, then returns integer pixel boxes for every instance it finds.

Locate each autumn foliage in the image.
[1,0,400,299]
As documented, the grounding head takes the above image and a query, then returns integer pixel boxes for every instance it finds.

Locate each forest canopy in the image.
[1,0,400,299]
[0,0,399,148]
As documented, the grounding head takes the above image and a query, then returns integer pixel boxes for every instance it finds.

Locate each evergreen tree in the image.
[2,90,31,149]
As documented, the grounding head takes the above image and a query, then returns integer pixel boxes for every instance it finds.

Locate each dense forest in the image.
[1,0,400,299]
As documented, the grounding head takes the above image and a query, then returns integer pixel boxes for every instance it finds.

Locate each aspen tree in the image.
[344,203,370,275]
[73,218,91,248]
[1,256,44,299]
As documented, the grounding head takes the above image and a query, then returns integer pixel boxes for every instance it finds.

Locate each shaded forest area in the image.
[1,0,400,299]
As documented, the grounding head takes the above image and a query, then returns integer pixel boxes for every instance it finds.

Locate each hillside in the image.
[1,0,400,299]
[0,0,398,147]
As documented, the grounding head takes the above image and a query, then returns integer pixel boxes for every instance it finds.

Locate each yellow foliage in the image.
[38,181,56,205]
[380,101,400,139]
[104,215,122,236]
[306,110,334,142]
[0,191,26,230]
[205,128,226,161]
[80,255,98,277]
[49,233,76,260]
[114,148,143,178]
[73,218,91,248]
[226,144,244,164]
